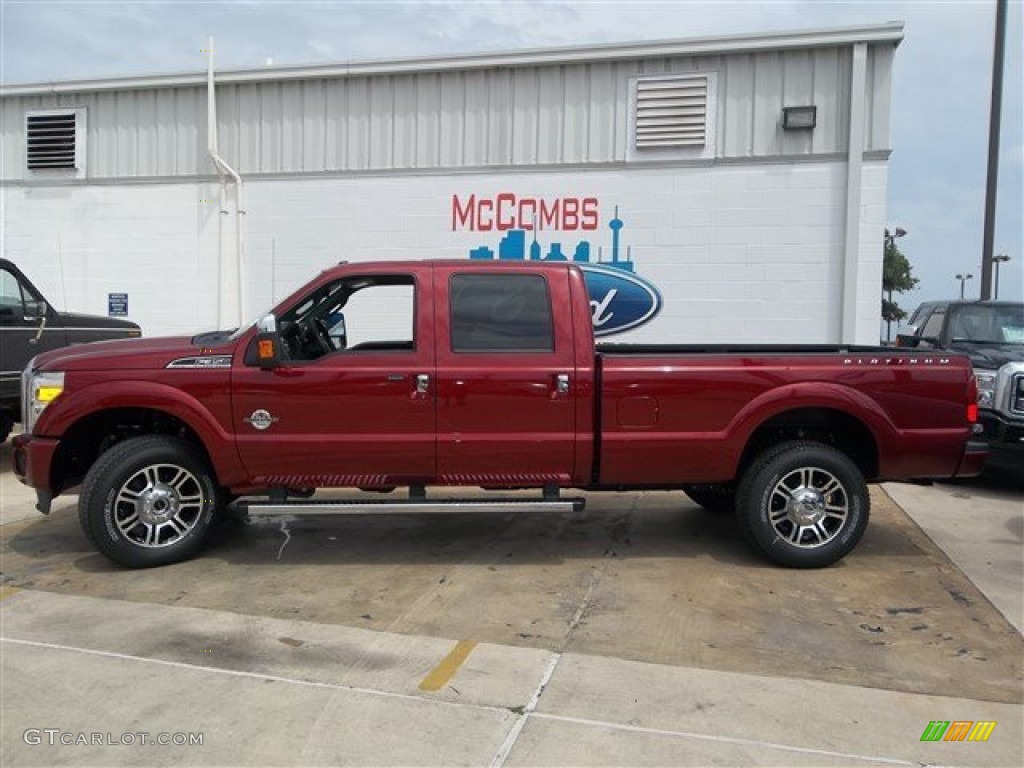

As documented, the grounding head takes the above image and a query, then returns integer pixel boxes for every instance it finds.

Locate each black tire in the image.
[736,441,869,568]
[79,436,221,568]
[683,483,736,514]
[0,414,13,444]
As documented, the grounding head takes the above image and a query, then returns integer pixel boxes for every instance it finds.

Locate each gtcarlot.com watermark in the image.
[24,729,203,747]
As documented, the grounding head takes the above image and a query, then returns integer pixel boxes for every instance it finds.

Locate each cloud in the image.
[1,0,1020,303]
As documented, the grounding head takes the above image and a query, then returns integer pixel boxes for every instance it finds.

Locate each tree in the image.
[882,235,918,327]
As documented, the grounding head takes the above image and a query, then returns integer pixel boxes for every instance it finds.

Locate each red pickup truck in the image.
[14,260,986,569]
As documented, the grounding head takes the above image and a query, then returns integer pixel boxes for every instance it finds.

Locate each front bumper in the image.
[976,411,1024,473]
[12,433,59,514]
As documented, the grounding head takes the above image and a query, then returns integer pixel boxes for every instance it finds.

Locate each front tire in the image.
[79,436,221,568]
[736,441,869,568]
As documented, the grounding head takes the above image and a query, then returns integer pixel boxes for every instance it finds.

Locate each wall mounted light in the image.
[782,106,817,130]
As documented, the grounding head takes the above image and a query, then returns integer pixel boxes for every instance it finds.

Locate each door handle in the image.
[555,373,570,395]
[415,374,430,395]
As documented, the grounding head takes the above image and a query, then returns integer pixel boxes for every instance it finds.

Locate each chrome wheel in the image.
[113,463,204,548]
[768,466,848,548]
[737,441,869,568]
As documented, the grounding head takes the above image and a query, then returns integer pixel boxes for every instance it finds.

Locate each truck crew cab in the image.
[15,260,986,569]
[1,258,141,442]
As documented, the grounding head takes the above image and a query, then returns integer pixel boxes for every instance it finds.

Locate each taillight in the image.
[967,403,978,423]
[967,374,978,423]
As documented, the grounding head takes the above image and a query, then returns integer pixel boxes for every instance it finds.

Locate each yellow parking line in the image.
[0,587,22,601]
[418,640,478,692]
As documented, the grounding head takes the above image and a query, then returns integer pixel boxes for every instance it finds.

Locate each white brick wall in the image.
[2,160,887,344]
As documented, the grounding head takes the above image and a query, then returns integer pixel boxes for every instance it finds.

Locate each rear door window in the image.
[449,274,554,353]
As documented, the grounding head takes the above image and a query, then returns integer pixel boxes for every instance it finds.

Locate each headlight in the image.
[970,370,995,409]
[975,370,996,408]
[24,371,65,433]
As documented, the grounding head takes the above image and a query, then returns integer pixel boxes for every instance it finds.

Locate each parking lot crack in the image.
[563,567,602,650]
[275,517,294,561]
[490,652,561,768]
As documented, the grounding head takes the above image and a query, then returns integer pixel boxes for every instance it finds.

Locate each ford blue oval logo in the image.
[579,265,662,337]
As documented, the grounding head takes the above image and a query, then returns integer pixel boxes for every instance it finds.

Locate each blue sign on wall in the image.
[578,264,662,337]
[108,293,128,317]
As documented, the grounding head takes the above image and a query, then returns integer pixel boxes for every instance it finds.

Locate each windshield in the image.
[948,305,1024,344]
[227,320,255,342]
[224,282,350,344]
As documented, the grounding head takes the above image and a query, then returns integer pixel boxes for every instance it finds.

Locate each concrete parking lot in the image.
[1,437,1021,766]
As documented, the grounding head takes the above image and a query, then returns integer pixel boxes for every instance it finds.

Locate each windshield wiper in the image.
[192,330,236,346]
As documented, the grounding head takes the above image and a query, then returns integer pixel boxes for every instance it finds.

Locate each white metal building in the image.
[0,23,901,344]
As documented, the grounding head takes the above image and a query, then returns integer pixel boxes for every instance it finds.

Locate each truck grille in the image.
[20,364,32,429]
[1013,373,1024,416]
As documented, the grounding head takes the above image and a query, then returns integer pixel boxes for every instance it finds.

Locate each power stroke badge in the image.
[244,409,279,431]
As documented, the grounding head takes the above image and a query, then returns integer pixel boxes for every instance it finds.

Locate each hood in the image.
[58,311,141,331]
[950,343,1024,370]
[31,335,237,372]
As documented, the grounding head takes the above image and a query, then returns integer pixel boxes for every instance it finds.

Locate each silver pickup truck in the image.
[898,300,1024,473]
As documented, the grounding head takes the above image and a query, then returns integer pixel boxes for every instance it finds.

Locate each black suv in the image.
[898,300,1023,473]
[1,259,141,442]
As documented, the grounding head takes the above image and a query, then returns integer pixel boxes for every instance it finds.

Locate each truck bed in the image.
[594,344,974,487]
[597,343,908,356]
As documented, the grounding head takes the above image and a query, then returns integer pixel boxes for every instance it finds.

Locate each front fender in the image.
[34,379,247,487]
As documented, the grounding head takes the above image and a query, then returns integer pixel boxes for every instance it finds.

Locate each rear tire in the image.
[79,436,221,568]
[683,483,736,514]
[736,441,869,568]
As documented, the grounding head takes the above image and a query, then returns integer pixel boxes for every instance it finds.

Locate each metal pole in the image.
[886,288,893,341]
[980,0,1007,299]
[992,255,1010,299]
[956,274,973,299]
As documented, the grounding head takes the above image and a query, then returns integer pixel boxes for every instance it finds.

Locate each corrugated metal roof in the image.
[1,24,900,180]
[0,23,903,96]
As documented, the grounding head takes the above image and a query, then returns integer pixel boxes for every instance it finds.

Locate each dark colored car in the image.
[898,300,1024,474]
[0,258,141,442]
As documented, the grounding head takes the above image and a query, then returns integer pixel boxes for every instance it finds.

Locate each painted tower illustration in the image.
[607,206,634,272]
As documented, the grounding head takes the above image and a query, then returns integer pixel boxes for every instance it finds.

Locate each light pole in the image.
[956,273,973,299]
[993,254,1010,299]
[883,227,907,342]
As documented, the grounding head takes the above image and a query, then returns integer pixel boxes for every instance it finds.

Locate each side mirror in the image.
[327,311,347,349]
[899,334,940,349]
[24,300,47,320]
[255,314,281,370]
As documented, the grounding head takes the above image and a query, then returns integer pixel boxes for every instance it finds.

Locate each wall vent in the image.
[26,111,79,169]
[634,75,707,148]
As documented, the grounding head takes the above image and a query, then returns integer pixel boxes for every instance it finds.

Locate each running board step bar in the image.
[242,497,586,517]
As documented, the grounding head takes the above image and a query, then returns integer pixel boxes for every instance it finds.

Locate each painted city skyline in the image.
[469,206,635,273]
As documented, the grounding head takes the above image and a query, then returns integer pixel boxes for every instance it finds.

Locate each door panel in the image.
[231,269,435,487]
[1,267,66,399]
[433,265,577,485]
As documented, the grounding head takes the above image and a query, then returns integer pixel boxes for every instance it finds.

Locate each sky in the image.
[1,0,1021,310]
